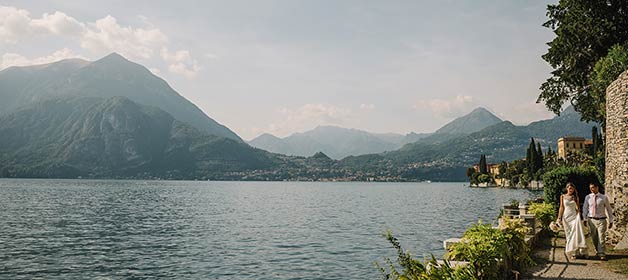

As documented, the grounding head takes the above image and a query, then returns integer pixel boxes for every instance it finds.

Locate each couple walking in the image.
[556,182,614,260]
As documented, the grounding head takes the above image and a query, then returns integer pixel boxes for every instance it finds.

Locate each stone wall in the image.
[606,70,628,248]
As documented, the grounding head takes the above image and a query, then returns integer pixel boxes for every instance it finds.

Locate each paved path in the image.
[524,232,627,280]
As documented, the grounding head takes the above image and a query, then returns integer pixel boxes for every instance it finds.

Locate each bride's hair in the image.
[565,182,579,204]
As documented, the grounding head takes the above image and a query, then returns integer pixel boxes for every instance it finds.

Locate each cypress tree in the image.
[479,155,488,174]
[528,138,537,178]
[526,147,531,177]
[536,142,544,170]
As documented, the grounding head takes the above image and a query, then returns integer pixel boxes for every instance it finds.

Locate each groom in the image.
[582,183,614,260]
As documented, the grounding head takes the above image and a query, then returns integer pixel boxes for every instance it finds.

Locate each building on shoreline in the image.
[557,136,592,160]
[472,162,507,186]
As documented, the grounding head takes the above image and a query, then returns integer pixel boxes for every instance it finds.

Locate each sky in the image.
[0,0,558,140]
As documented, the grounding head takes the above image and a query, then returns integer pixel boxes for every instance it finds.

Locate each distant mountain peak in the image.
[312,125,350,132]
[100,52,128,62]
[254,133,281,140]
[470,107,492,114]
[434,107,502,135]
[311,151,331,160]
[89,53,147,72]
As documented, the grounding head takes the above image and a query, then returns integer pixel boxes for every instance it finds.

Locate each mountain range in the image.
[336,108,596,181]
[248,107,590,160]
[0,96,277,178]
[0,53,598,181]
[249,126,416,160]
[0,53,241,142]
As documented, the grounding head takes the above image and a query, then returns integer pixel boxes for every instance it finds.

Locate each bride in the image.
[557,182,588,259]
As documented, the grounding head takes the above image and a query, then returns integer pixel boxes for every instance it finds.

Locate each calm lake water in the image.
[0,179,538,279]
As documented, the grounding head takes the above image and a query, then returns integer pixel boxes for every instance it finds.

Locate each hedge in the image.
[541,166,602,210]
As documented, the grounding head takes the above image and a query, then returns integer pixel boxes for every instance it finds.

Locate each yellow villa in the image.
[557,136,593,160]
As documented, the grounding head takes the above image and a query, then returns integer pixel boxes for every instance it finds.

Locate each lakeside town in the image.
[468,135,600,189]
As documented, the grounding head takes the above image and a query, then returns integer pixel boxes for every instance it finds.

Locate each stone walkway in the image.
[524,232,627,280]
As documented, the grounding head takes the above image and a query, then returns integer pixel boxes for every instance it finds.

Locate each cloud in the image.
[0,6,84,42]
[0,5,199,77]
[264,104,353,137]
[32,11,85,37]
[161,48,201,78]
[204,53,220,60]
[414,95,475,118]
[81,15,168,60]
[359,103,375,110]
[0,6,30,43]
[0,48,86,70]
[509,101,556,125]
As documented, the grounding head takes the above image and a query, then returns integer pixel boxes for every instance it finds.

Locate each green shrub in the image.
[376,230,475,280]
[447,221,508,280]
[477,174,491,184]
[379,219,534,280]
[529,202,556,232]
[542,166,601,209]
[498,218,534,272]
[446,219,533,280]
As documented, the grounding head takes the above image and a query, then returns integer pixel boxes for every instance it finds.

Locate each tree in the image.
[498,161,508,179]
[479,155,488,174]
[539,0,628,123]
[592,126,599,159]
[527,138,537,179]
[478,174,493,184]
[536,142,544,172]
[466,167,476,179]
[525,146,531,177]
[471,172,481,186]
[597,127,604,152]
[590,43,628,125]
[544,148,558,171]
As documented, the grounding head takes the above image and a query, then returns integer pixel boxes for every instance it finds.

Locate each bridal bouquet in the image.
[549,221,562,233]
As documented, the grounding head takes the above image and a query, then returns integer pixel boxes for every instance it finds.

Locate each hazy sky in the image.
[0,0,558,140]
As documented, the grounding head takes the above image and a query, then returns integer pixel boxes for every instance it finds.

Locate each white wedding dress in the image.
[562,196,587,256]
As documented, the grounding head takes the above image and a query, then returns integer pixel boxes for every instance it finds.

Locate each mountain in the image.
[392,121,530,165]
[434,107,503,134]
[249,125,407,159]
[0,96,275,179]
[248,133,296,155]
[0,53,242,142]
[249,107,502,159]
[338,108,596,181]
[0,58,90,114]
[524,106,596,149]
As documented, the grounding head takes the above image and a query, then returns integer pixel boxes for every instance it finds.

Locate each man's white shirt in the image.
[582,193,614,224]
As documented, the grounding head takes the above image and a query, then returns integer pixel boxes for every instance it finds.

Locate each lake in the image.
[0,179,538,279]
